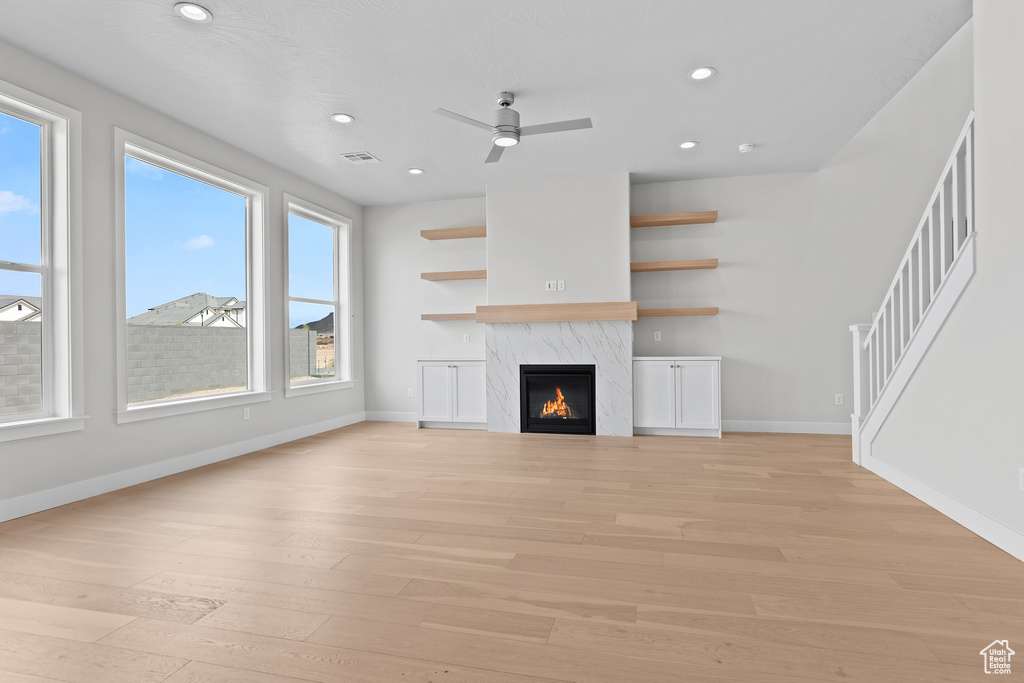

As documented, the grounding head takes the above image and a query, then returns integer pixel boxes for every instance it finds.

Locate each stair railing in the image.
[850,113,975,459]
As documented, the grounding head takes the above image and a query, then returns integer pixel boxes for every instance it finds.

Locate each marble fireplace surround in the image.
[485,320,633,437]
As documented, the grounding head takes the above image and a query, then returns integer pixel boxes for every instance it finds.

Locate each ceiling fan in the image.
[434,91,593,163]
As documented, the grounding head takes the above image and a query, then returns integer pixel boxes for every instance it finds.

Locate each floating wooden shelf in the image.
[638,307,719,317]
[420,225,487,240]
[476,301,638,323]
[421,313,478,321]
[421,270,487,281]
[631,258,718,273]
[630,211,718,228]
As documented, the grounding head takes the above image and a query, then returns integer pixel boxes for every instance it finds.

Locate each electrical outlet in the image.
[557,280,565,291]
[545,280,556,292]
[243,407,250,420]
[1019,467,1024,492]
[463,333,470,343]
[834,394,844,406]
[407,388,414,398]
[654,330,662,341]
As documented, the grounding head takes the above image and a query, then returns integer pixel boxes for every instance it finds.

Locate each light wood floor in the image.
[0,422,1022,682]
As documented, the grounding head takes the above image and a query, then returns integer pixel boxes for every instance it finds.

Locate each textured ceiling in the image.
[0,0,971,207]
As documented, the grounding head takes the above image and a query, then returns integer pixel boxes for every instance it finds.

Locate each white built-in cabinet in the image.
[633,357,721,437]
[417,360,487,429]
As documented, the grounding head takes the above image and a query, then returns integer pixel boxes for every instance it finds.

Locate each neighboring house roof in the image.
[0,295,42,322]
[127,292,246,326]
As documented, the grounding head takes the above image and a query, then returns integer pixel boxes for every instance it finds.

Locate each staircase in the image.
[850,113,975,466]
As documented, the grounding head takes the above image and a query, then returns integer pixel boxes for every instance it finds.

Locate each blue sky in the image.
[288,213,335,329]
[125,156,247,318]
[0,111,42,298]
[3,109,333,328]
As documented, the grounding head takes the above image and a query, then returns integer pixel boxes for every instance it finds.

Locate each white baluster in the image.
[965,123,974,238]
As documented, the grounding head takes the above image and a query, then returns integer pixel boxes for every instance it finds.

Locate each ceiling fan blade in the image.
[484,144,505,164]
[519,117,593,137]
[433,108,493,132]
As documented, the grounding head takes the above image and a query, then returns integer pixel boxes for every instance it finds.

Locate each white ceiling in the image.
[0,0,971,207]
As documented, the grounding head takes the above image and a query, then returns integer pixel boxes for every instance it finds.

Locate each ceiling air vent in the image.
[341,151,380,164]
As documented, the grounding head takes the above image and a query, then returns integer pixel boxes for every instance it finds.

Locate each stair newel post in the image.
[849,323,872,465]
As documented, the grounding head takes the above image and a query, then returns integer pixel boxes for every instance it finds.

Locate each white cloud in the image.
[184,234,214,250]
[125,157,165,180]
[0,190,38,215]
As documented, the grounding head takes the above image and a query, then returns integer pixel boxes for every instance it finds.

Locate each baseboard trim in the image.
[865,456,1024,563]
[634,426,721,438]
[417,421,487,430]
[364,411,416,422]
[0,411,367,523]
[722,420,852,435]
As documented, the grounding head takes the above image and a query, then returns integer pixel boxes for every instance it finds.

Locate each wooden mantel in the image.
[475,301,638,324]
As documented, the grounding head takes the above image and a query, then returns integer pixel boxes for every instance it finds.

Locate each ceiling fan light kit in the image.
[434,90,592,163]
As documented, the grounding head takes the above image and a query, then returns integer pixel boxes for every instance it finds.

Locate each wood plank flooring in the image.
[1,422,1022,682]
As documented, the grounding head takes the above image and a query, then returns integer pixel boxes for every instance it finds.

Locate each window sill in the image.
[285,379,355,398]
[117,391,272,424]
[0,415,88,443]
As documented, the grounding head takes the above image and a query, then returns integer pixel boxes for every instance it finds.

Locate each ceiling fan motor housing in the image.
[491,105,521,146]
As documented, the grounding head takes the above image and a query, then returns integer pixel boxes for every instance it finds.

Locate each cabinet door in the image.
[419,362,453,422]
[633,360,676,428]
[452,361,487,423]
[675,361,720,430]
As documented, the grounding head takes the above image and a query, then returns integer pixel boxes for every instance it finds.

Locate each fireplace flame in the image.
[540,387,573,419]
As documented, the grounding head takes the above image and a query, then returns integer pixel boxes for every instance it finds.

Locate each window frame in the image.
[283,194,353,398]
[0,79,84,443]
[114,129,270,423]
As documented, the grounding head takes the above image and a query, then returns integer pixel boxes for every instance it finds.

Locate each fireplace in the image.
[520,364,596,435]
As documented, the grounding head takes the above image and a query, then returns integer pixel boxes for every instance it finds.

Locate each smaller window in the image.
[285,196,351,392]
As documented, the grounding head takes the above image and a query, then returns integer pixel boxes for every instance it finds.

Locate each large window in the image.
[116,132,267,421]
[0,81,80,440]
[285,196,352,394]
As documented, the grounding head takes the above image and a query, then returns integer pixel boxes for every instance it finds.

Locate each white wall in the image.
[630,21,973,430]
[0,39,365,511]
[486,173,631,305]
[363,197,486,418]
[872,4,1024,538]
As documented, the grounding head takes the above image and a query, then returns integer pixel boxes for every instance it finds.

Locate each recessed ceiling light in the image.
[174,2,213,22]
[330,113,354,124]
[738,143,754,153]
[679,141,699,149]
[689,66,716,80]
[407,168,425,175]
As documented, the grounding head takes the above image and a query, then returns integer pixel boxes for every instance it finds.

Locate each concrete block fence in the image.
[0,321,42,416]
[0,322,319,409]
